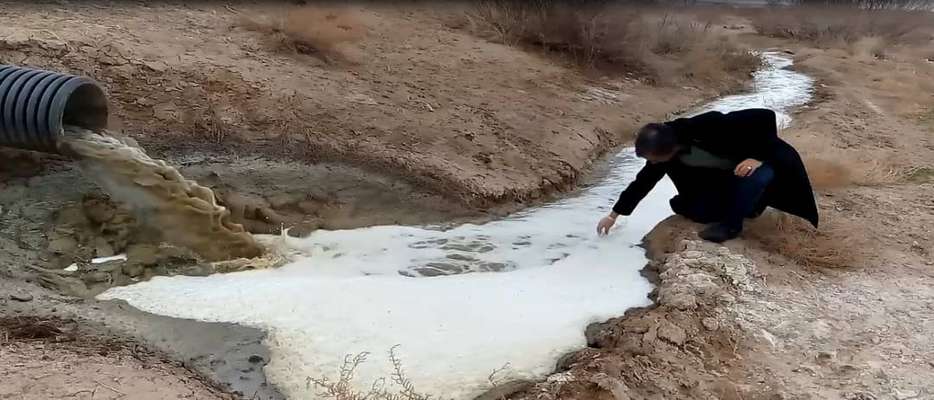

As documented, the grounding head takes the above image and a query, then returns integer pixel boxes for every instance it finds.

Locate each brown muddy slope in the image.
[0,2,709,208]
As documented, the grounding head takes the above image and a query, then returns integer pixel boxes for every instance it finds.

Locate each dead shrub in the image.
[804,157,854,190]
[638,13,708,56]
[0,317,74,342]
[460,1,760,87]
[306,345,441,400]
[803,154,912,188]
[747,6,933,47]
[904,166,934,183]
[680,37,762,90]
[236,5,367,63]
[850,36,889,59]
[744,211,872,268]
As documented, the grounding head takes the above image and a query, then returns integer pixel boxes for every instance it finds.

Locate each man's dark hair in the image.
[634,122,678,158]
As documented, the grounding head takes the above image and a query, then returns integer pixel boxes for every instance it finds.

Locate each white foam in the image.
[92,254,127,264]
[98,52,812,399]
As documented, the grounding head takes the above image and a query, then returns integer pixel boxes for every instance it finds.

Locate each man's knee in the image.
[669,195,721,223]
[747,164,775,187]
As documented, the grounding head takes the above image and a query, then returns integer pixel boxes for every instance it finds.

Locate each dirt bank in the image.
[0,2,709,208]
[1,277,283,399]
[1,316,231,400]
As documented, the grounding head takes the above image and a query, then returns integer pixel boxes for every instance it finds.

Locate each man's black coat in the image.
[612,108,819,227]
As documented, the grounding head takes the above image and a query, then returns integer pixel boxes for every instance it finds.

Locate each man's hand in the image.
[734,158,763,177]
[597,212,619,236]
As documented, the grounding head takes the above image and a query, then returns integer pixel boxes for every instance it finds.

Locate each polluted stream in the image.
[86,52,812,399]
[62,129,264,261]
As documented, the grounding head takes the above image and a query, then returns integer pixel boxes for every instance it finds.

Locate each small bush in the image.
[463,2,649,72]
[849,36,889,59]
[236,5,367,63]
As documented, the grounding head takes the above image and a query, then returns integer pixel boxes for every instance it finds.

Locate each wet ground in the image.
[0,145,479,399]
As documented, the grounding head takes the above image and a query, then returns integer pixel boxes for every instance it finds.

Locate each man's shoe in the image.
[699,223,741,243]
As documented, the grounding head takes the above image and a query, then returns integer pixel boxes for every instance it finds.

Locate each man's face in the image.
[644,149,677,164]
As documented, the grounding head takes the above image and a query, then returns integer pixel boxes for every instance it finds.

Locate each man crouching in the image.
[597,108,819,243]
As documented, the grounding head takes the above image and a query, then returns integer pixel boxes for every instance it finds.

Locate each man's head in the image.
[635,122,680,163]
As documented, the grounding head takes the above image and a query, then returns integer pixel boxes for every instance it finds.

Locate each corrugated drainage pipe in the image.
[0,64,108,154]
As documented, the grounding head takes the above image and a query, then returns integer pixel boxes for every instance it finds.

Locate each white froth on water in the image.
[698,52,813,127]
[98,52,812,399]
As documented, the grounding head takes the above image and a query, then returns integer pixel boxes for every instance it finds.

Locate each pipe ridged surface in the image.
[0,64,108,153]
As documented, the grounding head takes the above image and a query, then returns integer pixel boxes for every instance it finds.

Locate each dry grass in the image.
[460,1,761,87]
[803,155,913,188]
[744,210,872,268]
[904,166,934,183]
[803,157,854,190]
[235,5,367,63]
[0,317,72,342]
[306,345,442,400]
[849,36,889,59]
[747,6,934,50]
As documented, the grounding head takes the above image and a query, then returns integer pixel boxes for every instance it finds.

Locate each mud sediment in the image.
[0,279,285,400]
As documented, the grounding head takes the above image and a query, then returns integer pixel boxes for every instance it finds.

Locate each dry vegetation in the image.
[307,346,442,400]
[747,3,934,54]
[0,316,74,342]
[803,155,913,188]
[234,5,367,63]
[905,166,934,184]
[803,157,854,190]
[458,1,761,89]
[745,210,873,268]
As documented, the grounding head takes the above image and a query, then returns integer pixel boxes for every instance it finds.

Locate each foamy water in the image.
[99,52,812,399]
[62,129,263,261]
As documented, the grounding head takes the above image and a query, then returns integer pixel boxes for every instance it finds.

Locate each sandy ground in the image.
[1,317,230,400]
[2,2,934,400]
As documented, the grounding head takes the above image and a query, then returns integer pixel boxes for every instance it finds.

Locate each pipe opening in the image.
[63,83,108,133]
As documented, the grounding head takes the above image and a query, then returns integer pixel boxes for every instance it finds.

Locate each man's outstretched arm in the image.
[598,162,666,235]
[612,162,666,216]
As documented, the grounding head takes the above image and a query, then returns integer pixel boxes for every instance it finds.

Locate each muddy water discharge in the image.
[99,52,813,399]
[60,127,263,261]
